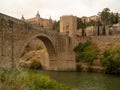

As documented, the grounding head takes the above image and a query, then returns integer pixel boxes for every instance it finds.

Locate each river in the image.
[39,70,120,90]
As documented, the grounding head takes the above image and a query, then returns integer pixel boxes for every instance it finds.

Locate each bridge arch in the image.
[20,34,57,70]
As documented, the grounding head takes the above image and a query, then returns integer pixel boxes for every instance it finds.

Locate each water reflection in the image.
[39,71,120,90]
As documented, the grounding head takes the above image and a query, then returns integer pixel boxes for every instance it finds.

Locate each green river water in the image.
[39,71,120,90]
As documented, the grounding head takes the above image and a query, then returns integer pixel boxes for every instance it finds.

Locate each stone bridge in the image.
[0,13,76,71]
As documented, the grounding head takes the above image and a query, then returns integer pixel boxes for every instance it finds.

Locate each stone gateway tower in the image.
[60,15,77,48]
[60,15,77,37]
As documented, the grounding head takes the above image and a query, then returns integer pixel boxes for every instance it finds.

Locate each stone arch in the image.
[20,34,57,70]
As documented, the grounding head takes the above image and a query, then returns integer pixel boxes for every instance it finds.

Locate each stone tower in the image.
[60,15,77,37]
[36,11,40,18]
[35,11,40,23]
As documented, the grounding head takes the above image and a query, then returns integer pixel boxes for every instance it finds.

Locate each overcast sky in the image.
[0,0,120,20]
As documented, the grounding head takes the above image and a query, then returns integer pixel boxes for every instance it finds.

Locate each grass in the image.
[0,68,76,90]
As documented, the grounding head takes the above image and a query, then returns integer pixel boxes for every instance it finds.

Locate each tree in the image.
[101,44,120,74]
[96,19,102,36]
[98,8,111,25]
[98,8,111,35]
[114,13,119,24]
[77,17,86,36]
[109,12,119,25]
[110,12,116,25]
[77,17,83,29]
[53,20,60,32]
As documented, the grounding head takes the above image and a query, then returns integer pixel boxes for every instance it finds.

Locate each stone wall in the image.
[76,35,120,44]
[0,13,76,71]
[60,15,77,37]
[57,33,76,71]
[0,13,57,69]
[91,35,120,43]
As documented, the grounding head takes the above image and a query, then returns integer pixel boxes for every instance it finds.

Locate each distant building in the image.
[21,11,54,29]
[82,15,99,22]
[21,15,25,21]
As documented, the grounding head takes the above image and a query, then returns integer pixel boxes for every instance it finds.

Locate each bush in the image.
[28,59,41,69]
[74,40,97,65]
[74,40,91,53]
[76,64,82,71]
[26,71,75,90]
[101,44,120,74]
[0,68,26,90]
[0,68,75,90]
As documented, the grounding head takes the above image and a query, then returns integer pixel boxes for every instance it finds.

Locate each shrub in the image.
[28,59,41,69]
[26,71,75,90]
[76,64,82,71]
[74,40,91,53]
[74,40,97,65]
[101,44,120,74]
[0,68,75,90]
[0,68,25,90]
[83,46,97,64]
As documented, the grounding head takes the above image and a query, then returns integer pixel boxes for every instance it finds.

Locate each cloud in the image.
[0,0,120,20]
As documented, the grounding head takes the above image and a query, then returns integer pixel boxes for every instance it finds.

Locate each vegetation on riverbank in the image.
[101,43,120,75]
[0,68,75,90]
[74,40,97,64]
[74,40,98,71]
[74,40,120,75]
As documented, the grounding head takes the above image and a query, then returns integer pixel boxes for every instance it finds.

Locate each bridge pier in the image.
[54,34,76,71]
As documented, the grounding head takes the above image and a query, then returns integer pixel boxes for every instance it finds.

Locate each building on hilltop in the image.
[21,15,25,21]
[60,15,116,37]
[82,15,99,23]
[21,11,54,29]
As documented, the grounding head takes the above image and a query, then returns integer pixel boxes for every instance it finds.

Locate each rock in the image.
[19,49,45,69]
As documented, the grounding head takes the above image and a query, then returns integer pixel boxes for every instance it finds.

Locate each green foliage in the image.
[0,68,75,90]
[53,20,60,32]
[110,12,116,24]
[26,71,74,90]
[103,25,106,35]
[29,59,41,69]
[77,17,83,29]
[85,20,96,27]
[98,8,111,25]
[74,41,97,65]
[114,13,119,24]
[109,12,119,25]
[76,64,82,71]
[0,68,25,90]
[77,17,96,30]
[98,8,119,25]
[101,44,120,74]
[87,65,93,72]
[74,40,91,53]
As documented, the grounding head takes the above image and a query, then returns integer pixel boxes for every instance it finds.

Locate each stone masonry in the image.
[0,13,76,71]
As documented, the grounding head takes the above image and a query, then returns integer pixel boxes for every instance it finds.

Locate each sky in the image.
[0,0,120,20]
